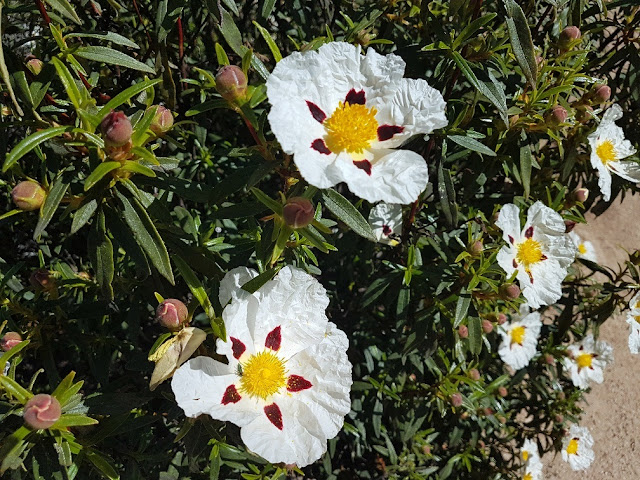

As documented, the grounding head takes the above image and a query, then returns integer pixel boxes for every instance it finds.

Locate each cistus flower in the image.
[171,266,352,467]
[11,181,45,211]
[266,42,448,204]
[1,332,22,351]
[156,299,189,330]
[626,292,640,354]
[216,65,248,102]
[562,334,613,389]
[496,202,577,308]
[562,425,595,471]
[569,231,597,262]
[587,104,639,202]
[149,105,174,136]
[23,394,61,429]
[520,438,543,480]
[282,197,315,229]
[368,203,402,245]
[498,309,542,370]
[100,111,133,147]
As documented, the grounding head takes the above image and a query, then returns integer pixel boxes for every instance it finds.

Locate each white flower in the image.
[368,203,402,245]
[626,292,640,354]
[171,266,352,467]
[588,104,639,202]
[568,231,597,263]
[561,425,595,471]
[496,202,577,308]
[266,42,448,205]
[562,334,613,389]
[498,310,542,370]
[520,438,543,480]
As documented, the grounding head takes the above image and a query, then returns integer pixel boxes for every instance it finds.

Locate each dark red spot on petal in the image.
[508,235,515,244]
[377,125,404,141]
[527,271,534,284]
[265,326,281,351]
[230,337,246,359]
[221,385,241,405]
[345,88,366,105]
[382,225,392,236]
[353,159,372,175]
[513,259,518,268]
[541,254,548,261]
[311,138,331,155]
[306,101,326,123]
[525,226,534,238]
[264,403,283,430]
[287,375,313,392]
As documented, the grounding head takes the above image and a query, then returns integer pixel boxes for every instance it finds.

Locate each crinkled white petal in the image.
[217,294,259,365]
[496,203,523,244]
[368,203,402,244]
[569,232,597,263]
[219,266,259,306]
[563,334,613,389]
[498,312,542,370]
[561,425,595,471]
[602,103,623,123]
[626,314,640,354]
[609,160,640,184]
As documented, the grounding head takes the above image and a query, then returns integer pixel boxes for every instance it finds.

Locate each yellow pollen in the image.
[566,438,579,455]
[576,352,593,369]
[324,101,378,155]
[578,244,587,255]
[522,451,529,462]
[635,315,640,325]
[596,140,616,165]
[523,474,532,480]
[511,326,526,345]
[516,238,544,268]
[239,350,286,400]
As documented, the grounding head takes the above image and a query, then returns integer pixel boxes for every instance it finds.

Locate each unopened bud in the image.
[482,319,493,334]
[26,58,44,76]
[149,105,174,136]
[450,393,463,407]
[576,105,594,124]
[422,445,431,455]
[1,332,22,351]
[555,414,564,423]
[572,188,589,203]
[499,283,520,300]
[12,181,46,211]
[468,241,483,256]
[100,111,132,147]
[559,26,581,51]
[545,354,556,365]
[483,407,494,416]
[591,84,611,104]
[564,220,576,233]
[469,368,481,381]
[156,299,189,330]
[24,394,61,429]
[497,313,507,325]
[498,386,508,397]
[458,325,469,338]
[545,105,568,126]
[215,65,248,103]
[282,197,315,229]
[29,269,54,291]
[409,373,417,382]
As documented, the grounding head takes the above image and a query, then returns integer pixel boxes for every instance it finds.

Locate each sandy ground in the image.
[545,194,640,479]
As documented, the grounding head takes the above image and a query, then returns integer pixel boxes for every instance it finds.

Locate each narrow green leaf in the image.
[218,9,269,80]
[66,32,139,49]
[250,187,283,214]
[85,450,120,480]
[97,78,162,120]
[119,161,156,178]
[52,414,99,429]
[252,21,282,62]
[51,371,76,400]
[449,135,496,156]
[34,176,69,239]
[241,268,278,294]
[215,43,230,66]
[321,189,375,241]
[0,4,24,117]
[84,161,120,191]
[468,317,483,355]
[0,340,30,374]
[299,226,330,253]
[0,376,33,403]
[503,0,538,87]
[185,99,229,116]
[520,144,532,199]
[71,199,98,234]
[75,46,155,74]
[3,126,71,172]
[437,162,458,228]
[45,0,82,24]
[454,292,471,328]
[131,147,160,166]
[51,57,83,109]
[88,210,114,299]
[260,0,277,18]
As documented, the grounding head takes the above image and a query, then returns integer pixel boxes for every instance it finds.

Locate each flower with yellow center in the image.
[496,202,576,309]
[626,292,640,354]
[588,103,639,202]
[499,310,542,370]
[562,334,613,389]
[566,438,579,455]
[324,102,379,155]
[520,439,543,480]
[569,231,597,263]
[239,350,287,399]
[562,425,595,471]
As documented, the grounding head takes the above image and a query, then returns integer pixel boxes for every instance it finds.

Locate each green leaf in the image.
[252,21,282,62]
[34,175,69,239]
[97,78,162,120]
[88,210,114,299]
[51,57,84,109]
[0,4,24,117]
[0,376,33,403]
[85,450,120,480]
[66,32,139,49]
[468,317,483,355]
[448,135,496,156]
[503,0,538,87]
[241,268,278,294]
[437,162,458,228]
[0,340,30,374]
[260,0,276,18]
[116,190,174,284]
[520,144,532,199]
[84,161,120,191]
[250,187,283,214]
[119,161,156,178]
[75,46,155,74]
[71,199,98,234]
[215,43,230,66]
[45,0,82,24]
[51,414,99,429]
[218,9,269,80]
[185,99,229,116]
[454,292,471,328]
[3,126,71,172]
[299,226,330,253]
[321,189,375,241]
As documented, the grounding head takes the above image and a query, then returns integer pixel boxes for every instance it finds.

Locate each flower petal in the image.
[368,202,403,244]
[495,203,522,243]
[217,294,259,364]
[219,266,258,306]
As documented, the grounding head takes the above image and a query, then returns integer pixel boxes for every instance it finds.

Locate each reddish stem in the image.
[34,0,51,25]
[177,17,184,62]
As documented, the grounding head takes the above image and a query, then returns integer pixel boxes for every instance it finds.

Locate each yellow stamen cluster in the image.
[578,244,587,255]
[576,352,593,369]
[596,140,616,165]
[566,438,579,455]
[511,326,526,346]
[516,238,544,268]
[239,350,287,400]
[324,102,378,155]
[523,473,532,480]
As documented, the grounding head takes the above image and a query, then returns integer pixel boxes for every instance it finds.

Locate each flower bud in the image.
[156,299,189,330]
[215,65,248,103]
[422,445,431,456]
[498,386,508,397]
[591,84,611,104]
[564,220,577,233]
[483,407,494,416]
[482,319,494,334]
[499,283,520,300]
[458,325,469,338]
[11,181,46,211]
[26,58,44,76]
[100,111,133,147]
[555,414,564,423]
[576,105,594,124]
[29,269,54,291]
[497,313,507,325]
[559,26,581,51]
[469,368,481,381]
[572,188,589,203]
[23,394,61,429]
[545,105,568,126]
[1,332,22,351]
[149,105,174,136]
[282,197,315,229]
[468,240,483,256]
[450,393,463,407]
[545,353,556,365]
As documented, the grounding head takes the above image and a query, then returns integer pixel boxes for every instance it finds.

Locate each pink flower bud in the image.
[24,394,61,429]
[422,445,431,455]
[458,325,469,338]
[450,393,463,407]
[498,386,508,397]
[545,354,556,365]
[26,58,44,76]
[282,197,315,229]
[12,181,46,211]
[29,269,54,291]
[215,65,248,102]
[483,407,494,416]
[564,220,577,233]
[499,283,520,300]
[559,26,581,51]
[545,105,568,126]
[468,241,483,256]
[100,111,132,147]
[592,84,611,104]
[469,368,481,381]
[497,313,507,325]
[156,299,189,330]
[572,188,589,203]
[1,332,22,351]
[555,414,564,423]
[482,319,493,334]
[149,105,174,136]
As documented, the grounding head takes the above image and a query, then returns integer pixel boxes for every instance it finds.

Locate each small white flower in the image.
[626,292,640,354]
[568,231,597,263]
[588,104,639,202]
[266,42,448,205]
[561,425,595,471]
[520,438,543,480]
[498,310,542,370]
[172,266,352,467]
[496,202,577,308]
[562,334,613,389]
[368,203,402,245]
